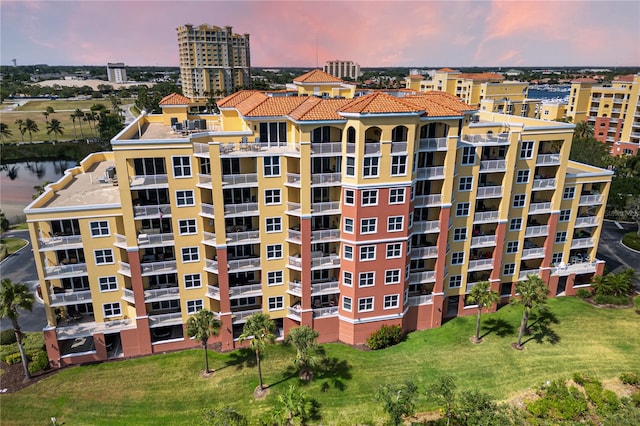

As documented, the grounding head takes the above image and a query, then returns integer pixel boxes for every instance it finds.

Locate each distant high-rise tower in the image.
[106,63,127,83]
[177,24,251,99]
[323,60,360,80]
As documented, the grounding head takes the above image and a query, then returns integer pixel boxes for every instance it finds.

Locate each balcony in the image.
[529,202,552,214]
[148,312,183,328]
[525,225,549,237]
[470,235,497,248]
[129,174,169,189]
[536,154,561,166]
[133,204,171,219]
[312,173,342,186]
[137,233,175,248]
[287,306,302,321]
[462,133,510,146]
[287,229,302,244]
[477,186,502,199]
[391,141,408,153]
[38,235,82,252]
[518,269,541,280]
[522,247,545,260]
[229,283,262,299]
[411,246,438,259]
[200,203,215,218]
[575,216,599,227]
[45,263,88,280]
[286,202,302,215]
[193,142,210,158]
[416,166,445,180]
[312,306,338,318]
[312,229,341,242]
[206,285,220,300]
[144,286,180,303]
[473,210,500,223]
[419,137,448,151]
[571,237,595,249]
[226,230,260,246]
[364,143,381,154]
[414,194,442,207]
[409,270,436,284]
[479,160,506,172]
[232,308,263,324]
[311,254,340,270]
[311,281,339,296]
[228,257,261,273]
[197,174,212,189]
[286,173,301,187]
[224,202,259,217]
[579,194,604,206]
[552,259,599,276]
[287,281,302,297]
[204,259,219,273]
[468,259,494,272]
[310,142,342,155]
[141,260,178,276]
[222,173,258,188]
[122,288,135,304]
[49,289,92,307]
[202,231,217,246]
[412,220,440,233]
[311,201,341,214]
[532,178,556,191]
[408,294,433,306]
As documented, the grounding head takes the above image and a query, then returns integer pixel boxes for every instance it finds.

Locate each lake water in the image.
[1,160,77,222]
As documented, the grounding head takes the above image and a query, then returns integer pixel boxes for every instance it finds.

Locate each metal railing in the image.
[536,154,561,165]
[311,281,339,295]
[532,179,556,190]
[310,142,342,155]
[579,194,604,205]
[311,173,342,186]
[130,174,169,187]
[141,261,178,276]
[529,202,552,213]
[409,271,436,283]
[311,201,340,213]
[416,166,445,180]
[287,229,302,243]
[137,233,175,247]
[522,247,545,259]
[408,294,433,306]
[364,143,381,154]
[463,133,509,144]
[471,235,496,247]
[226,230,260,245]
[571,237,595,249]
[122,288,135,303]
[312,306,338,318]
[575,216,599,227]
[411,246,438,258]
[229,283,263,298]
[288,256,302,268]
[148,312,183,328]
[287,281,302,296]
[474,210,500,223]
[391,141,408,153]
[38,235,82,251]
[45,263,88,278]
[200,203,215,217]
[468,259,494,271]
[418,137,448,151]
[144,287,180,302]
[228,257,261,272]
[193,142,209,157]
[414,194,442,206]
[518,269,540,280]
[479,159,506,171]
[202,231,217,246]
[477,186,502,198]
[133,204,171,218]
[524,225,549,237]
[224,202,259,216]
[232,308,263,323]
[286,202,302,214]
[287,307,302,321]
[286,173,301,186]
[197,174,212,188]
[206,285,220,300]
[311,255,340,269]
[412,220,440,233]
[222,174,258,186]
[204,259,219,273]
[312,229,341,241]
[49,290,92,307]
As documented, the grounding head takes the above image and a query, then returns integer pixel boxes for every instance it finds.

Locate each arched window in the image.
[391,125,408,142]
[347,127,356,144]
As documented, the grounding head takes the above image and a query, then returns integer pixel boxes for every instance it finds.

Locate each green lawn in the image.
[0,237,28,254]
[1,297,639,425]
[622,231,640,251]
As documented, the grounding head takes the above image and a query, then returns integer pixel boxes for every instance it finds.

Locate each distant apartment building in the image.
[479,98,566,121]
[177,24,251,98]
[26,69,611,367]
[106,63,127,84]
[323,60,360,80]
[566,74,640,155]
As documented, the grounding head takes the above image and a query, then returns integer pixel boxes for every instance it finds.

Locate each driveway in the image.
[596,221,640,289]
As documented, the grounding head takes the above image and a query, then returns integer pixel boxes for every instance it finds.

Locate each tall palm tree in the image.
[46,119,64,142]
[513,274,549,349]
[74,109,85,138]
[0,279,35,381]
[238,313,275,392]
[70,113,78,140]
[24,118,39,143]
[285,325,319,380]
[42,106,54,142]
[574,120,594,140]
[14,119,26,142]
[0,123,12,143]
[276,385,313,426]
[186,309,221,374]
[466,281,500,343]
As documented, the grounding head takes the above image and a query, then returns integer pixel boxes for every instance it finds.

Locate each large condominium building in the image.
[26,70,611,367]
[479,98,566,122]
[177,24,251,99]
[566,74,640,156]
[106,63,127,84]
[324,60,360,81]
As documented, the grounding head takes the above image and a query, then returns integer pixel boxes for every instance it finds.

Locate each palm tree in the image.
[238,313,275,392]
[466,281,500,343]
[24,118,39,143]
[513,274,549,349]
[42,106,54,142]
[74,109,85,138]
[33,180,51,199]
[46,119,64,143]
[14,119,26,142]
[0,279,35,381]
[574,120,594,140]
[285,325,319,380]
[70,113,78,140]
[0,123,12,143]
[186,309,221,374]
[276,385,313,426]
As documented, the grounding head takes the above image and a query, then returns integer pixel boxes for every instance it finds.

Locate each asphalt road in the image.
[596,221,640,281]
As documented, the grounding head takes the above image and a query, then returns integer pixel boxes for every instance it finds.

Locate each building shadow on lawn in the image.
[480,317,515,339]
[523,311,561,346]
[224,348,257,371]
[315,356,352,392]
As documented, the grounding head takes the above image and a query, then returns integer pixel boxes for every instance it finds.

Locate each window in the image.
[265,189,281,205]
[503,263,516,276]
[95,249,114,264]
[409,212,414,228]
[343,245,353,260]
[555,231,567,243]
[344,189,355,205]
[360,245,376,261]
[267,271,284,286]
[389,188,405,204]
[178,219,197,235]
[516,170,530,184]
[559,209,571,222]
[459,176,473,191]
[344,218,354,233]
[358,297,374,312]
[90,221,110,237]
[346,157,355,177]
[172,156,192,177]
[184,273,202,288]
[520,140,534,159]
[268,296,284,311]
[453,228,467,241]
[361,218,377,234]
[103,302,121,318]
[563,187,575,199]
[263,156,281,176]
[386,243,403,258]
[385,269,401,285]
[449,275,462,288]
[363,157,379,177]
[176,190,195,206]
[461,146,476,165]
[506,241,519,254]
[552,252,564,265]
[513,194,526,208]
[387,216,404,232]
[509,218,522,231]
[359,272,375,287]
[186,299,203,314]
[99,276,118,292]
[342,296,352,312]
[384,294,399,309]
[259,122,287,143]
[266,244,283,259]
[391,155,407,176]
[451,251,464,265]
[182,247,199,262]
[343,271,353,287]
[362,190,378,206]
[456,202,470,217]
[265,217,282,233]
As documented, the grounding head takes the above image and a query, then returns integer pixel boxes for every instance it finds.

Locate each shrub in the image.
[27,350,49,374]
[367,325,403,350]
[593,294,629,305]
[576,288,591,299]
[0,329,17,345]
[5,352,22,365]
[621,372,640,386]
[527,379,588,421]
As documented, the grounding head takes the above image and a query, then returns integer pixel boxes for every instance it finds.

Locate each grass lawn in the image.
[622,231,640,251]
[13,100,111,112]
[0,237,28,254]
[1,297,639,425]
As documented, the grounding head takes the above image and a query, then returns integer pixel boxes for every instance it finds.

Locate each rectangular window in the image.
[386,243,403,259]
[361,218,377,234]
[179,219,197,235]
[342,296,352,312]
[90,221,110,237]
[363,157,379,177]
[266,244,283,259]
[268,296,284,311]
[520,141,534,159]
[358,297,374,312]
[451,251,464,265]
[506,241,519,254]
[559,209,571,222]
[459,176,473,191]
[516,170,530,184]
[509,218,522,231]
[343,245,353,260]
[346,157,355,177]
[359,272,375,287]
[99,276,118,292]
[176,190,195,206]
[384,294,399,309]
[461,146,476,165]
[513,194,526,208]
[184,273,202,288]
[361,190,378,206]
[391,155,407,176]
[267,271,284,286]
[552,252,564,265]
[263,156,281,176]
[449,275,462,288]
[103,302,121,318]
[186,299,203,314]
[172,156,192,178]
[182,247,199,262]
[555,231,567,243]
[344,218,354,233]
[389,188,406,204]
[385,269,401,285]
[456,202,470,217]
[343,271,353,287]
[95,249,114,264]
[387,216,404,232]
[265,217,282,233]
[453,228,467,241]
[344,189,355,205]
[360,245,376,261]
[264,189,281,205]
[563,187,575,199]
[503,263,516,276]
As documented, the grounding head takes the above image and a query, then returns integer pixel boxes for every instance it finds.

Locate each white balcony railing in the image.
[311,255,340,269]
[226,230,260,245]
[536,154,561,165]
[286,202,302,214]
[130,174,169,188]
[525,225,549,237]
[202,231,217,246]
[122,288,135,303]
[312,306,338,318]
[232,308,263,323]
[141,261,178,276]
[148,312,183,328]
[224,202,259,216]
[522,247,545,259]
[391,141,408,153]
[409,271,436,283]
[287,229,302,243]
[206,285,220,300]
[228,257,261,272]
[133,204,171,218]
[518,269,541,280]
[416,166,445,180]
[479,159,506,172]
[197,174,212,189]
[575,216,599,227]
[414,194,442,207]
[312,229,341,242]
[311,202,340,213]
[471,235,496,247]
[38,235,82,251]
[579,194,604,206]
[364,143,381,154]
[411,246,438,258]
[137,233,175,248]
[419,137,448,151]
[311,281,339,295]
[529,202,552,214]
[310,142,342,155]
[287,307,302,321]
[286,173,301,186]
[49,290,92,307]
[463,133,510,145]
[204,259,219,273]
[229,283,263,298]
[473,210,500,223]
[287,281,302,297]
[468,259,494,271]
[571,237,595,249]
[412,220,440,233]
[200,203,215,218]
[477,186,502,198]
[532,179,556,190]
[144,286,180,302]
[408,294,433,306]
[45,263,88,279]
[311,173,342,186]
[222,173,258,187]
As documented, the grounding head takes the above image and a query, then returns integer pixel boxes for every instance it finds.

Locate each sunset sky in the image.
[1,0,638,68]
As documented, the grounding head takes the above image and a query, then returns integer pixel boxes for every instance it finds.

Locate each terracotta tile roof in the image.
[614,74,635,82]
[293,69,343,84]
[571,78,598,83]
[245,96,308,117]
[408,74,424,80]
[290,98,352,121]
[458,72,504,81]
[235,92,270,116]
[403,92,475,117]
[437,67,458,73]
[339,92,424,114]
[217,90,260,108]
[159,93,192,105]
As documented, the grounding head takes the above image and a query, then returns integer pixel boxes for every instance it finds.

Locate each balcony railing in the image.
[419,137,448,151]
[391,141,408,153]
[311,255,340,270]
[287,229,302,243]
[286,173,301,186]
[222,174,258,187]
[226,230,260,245]
[137,233,174,248]
[141,261,178,276]
[193,142,210,157]
[312,306,338,318]
[144,287,180,302]
[228,257,261,272]
[480,159,506,172]
[522,247,545,259]
[224,202,259,216]
[575,216,599,227]
[416,166,445,180]
[204,259,219,273]
[477,186,502,198]
[38,235,82,251]
[412,220,440,233]
[287,281,302,297]
[571,237,595,249]
[311,173,342,186]
[364,143,381,154]
[409,271,436,283]
[229,283,262,298]
[310,142,342,155]
[471,235,496,248]
[463,133,510,145]
[474,210,500,223]
[414,194,442,207]
[122,288,135,303]
[411,246,438,258]
[408,294,433,306]
[312,229,341,242]
[49,290,92,307]
[130,174,169,188]
[45,263,88,279]
[518,269,541,280]
[206,285,220,300]
[311,201,340,213]
[197,174,212,189]
[148,312,183,328]
[525,225,549,237]
[287,307,302,321]
[202,231,217,246]
[536,154,561,165]
[133,204,171,219]
[232,308,263,323]
[529,202,552,214]
[311,281,339,295]
[468,259,494,271]
[579,194,604,206]
[200,203,215,218]
[286,202,302,215]
[532,179,556,191]
[551,260,599,276]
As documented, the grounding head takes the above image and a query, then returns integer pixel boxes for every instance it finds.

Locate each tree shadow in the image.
[523,311,561,345]
[224,348,256,371]
[480,317,515,339]
[315,356,352,392]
